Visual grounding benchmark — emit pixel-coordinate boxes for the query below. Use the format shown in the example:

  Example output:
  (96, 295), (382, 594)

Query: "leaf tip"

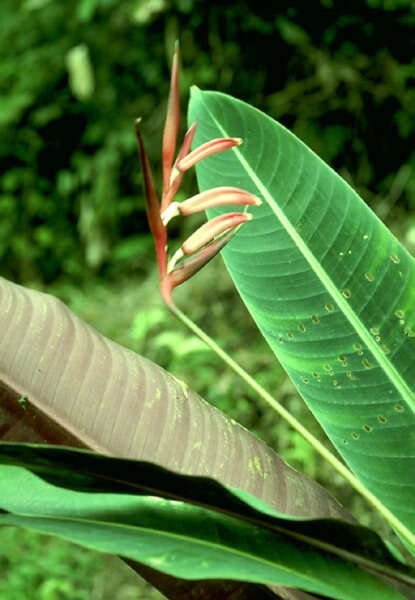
(190, 85), (202, 98)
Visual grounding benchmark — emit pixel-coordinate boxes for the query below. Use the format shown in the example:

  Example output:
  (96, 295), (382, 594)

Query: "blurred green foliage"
(1, 0), (414, 283)
(0, 526), (164, 599)
(1, 0), (415, 596)
(0, 526), (103, 600)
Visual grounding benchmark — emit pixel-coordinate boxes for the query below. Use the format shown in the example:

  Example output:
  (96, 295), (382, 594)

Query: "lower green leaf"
(0, 466), (408, 600)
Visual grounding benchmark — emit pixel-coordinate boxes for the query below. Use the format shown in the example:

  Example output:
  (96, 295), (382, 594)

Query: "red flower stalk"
(161, 122), (197, 212)
(135, 119), (167, 280)
(136, 44), (261, 307)
(162, 41), (180, 198)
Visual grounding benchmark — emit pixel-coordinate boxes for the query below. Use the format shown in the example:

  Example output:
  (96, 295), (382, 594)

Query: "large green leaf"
(2, 442), (414, 590)
(0, 464), (410, 600)
(188, 89), (415, 539)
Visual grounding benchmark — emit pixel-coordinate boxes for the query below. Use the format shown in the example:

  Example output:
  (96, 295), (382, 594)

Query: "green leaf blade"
(0, 466), (408, 600)
(188, 89), (415, 535)
(2, 442), (414, 586)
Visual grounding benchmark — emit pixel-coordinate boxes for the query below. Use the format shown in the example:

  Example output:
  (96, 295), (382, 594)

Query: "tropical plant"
(0, 46), (414, 599)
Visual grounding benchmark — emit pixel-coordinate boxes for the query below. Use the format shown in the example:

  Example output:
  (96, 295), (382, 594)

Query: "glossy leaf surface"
(188, 89), (415, 538)
(1, 442), (414, 590)
(0, 464), (409, 600)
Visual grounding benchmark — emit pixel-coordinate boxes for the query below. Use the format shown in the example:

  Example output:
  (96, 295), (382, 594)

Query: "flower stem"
(168, 300), (415, 551)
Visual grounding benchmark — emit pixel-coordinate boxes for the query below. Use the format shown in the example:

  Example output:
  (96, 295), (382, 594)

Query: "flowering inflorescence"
(136, 43), (261, 306)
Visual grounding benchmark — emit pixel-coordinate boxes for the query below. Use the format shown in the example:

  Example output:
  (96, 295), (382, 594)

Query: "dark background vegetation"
(1, 0), (414, 597)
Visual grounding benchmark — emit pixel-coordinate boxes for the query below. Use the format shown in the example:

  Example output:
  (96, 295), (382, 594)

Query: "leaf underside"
(189, 89), (415, 537)
(0, 275), (352, 599)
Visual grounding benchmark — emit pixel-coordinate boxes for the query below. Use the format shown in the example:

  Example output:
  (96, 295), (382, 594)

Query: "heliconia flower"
(162, 42), (180, 197)
(168, 212), (252, 273)
(161, 122), (197, 212)
(161, 186), (261, 225)
(166, 227), (239, 292)
(136, 42), (258, 306)
(135, 119), (167, 279)
(182, 212), (252, 254)
(176, 137), (242, 173)
(174, 122), (198, 171)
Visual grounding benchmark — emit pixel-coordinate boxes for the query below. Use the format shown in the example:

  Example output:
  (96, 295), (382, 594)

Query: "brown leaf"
(0, 276), (348, 599)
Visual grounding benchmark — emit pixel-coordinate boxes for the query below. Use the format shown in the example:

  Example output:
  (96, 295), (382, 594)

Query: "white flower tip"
(235, 138), (243, 146)
(161, 201), (180, 226)
(253, 196), (262, 206)
(169, 166), (180, 184)
(168, 247), (184, 273)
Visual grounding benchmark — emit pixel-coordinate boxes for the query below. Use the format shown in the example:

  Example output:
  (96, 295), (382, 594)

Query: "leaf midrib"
(0, 511), (340, 594)
(202, 94), (415, 416)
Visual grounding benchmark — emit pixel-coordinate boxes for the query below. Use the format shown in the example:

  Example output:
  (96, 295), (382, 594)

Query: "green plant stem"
(169, 301), (415, 551)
